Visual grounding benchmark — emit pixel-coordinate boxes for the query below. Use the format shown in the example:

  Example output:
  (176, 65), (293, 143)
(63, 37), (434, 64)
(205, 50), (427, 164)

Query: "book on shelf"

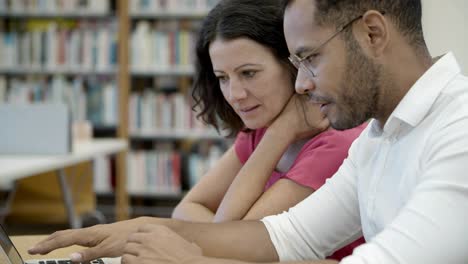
(2, 0), (110, 15)
(0, 76), (5, 103)
(0, 75), (118, 127)
(126, 143), (223, 195)
(130, 0), (220, 14)
(0, 19), (117, 72)
(130, 20), (196, 72)
(187, 143), (223, 188)
(127, 143), (183, 195)
(86, 77), (118, 126)
(129, 89), (211, 135)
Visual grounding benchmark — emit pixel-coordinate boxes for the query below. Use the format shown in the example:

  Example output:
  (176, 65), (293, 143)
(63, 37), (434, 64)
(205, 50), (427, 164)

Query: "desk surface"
(0, 139), (127, 184)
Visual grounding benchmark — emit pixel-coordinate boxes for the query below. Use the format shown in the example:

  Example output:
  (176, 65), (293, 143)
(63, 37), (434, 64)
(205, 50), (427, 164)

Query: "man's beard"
(330, 35), (381, 130)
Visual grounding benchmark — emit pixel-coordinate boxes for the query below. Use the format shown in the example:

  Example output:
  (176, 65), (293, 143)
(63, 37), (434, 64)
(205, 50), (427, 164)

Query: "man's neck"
(376, 49), (433, 128)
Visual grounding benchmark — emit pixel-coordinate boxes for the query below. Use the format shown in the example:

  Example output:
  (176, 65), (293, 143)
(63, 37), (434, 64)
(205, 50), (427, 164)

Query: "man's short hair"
(283, 0), (426, 49)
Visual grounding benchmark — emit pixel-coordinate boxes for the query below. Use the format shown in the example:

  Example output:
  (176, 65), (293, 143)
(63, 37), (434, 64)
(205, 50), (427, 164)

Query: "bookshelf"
(0, 0), (227, 220)
(0, 0), (128, 221)
(125, 0), (228, 218)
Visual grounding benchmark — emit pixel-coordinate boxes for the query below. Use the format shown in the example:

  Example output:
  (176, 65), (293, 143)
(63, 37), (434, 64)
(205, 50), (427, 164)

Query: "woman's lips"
(239, 105), (260, 115)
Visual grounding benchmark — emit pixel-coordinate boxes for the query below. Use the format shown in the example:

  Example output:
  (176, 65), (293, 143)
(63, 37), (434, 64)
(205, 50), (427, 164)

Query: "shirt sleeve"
(283, 129), (358, 190)
(340, 119), (468, 264)
(261, 137), (363, 261)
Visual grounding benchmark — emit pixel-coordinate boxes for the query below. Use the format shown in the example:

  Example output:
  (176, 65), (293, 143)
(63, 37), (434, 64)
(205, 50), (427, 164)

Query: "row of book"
(187, 143), (223, 188)
(93, 142), (226, 194)
(127, 144), (183, 194)
(0, 0), (110, 14)
(0, 75), (118, 126)
(129, 89), (207, 133)
(131, 21), (196, 71)
(125, 143), (224, 194)
(0, 20), (117, 72)
(130, 0), (219, 13)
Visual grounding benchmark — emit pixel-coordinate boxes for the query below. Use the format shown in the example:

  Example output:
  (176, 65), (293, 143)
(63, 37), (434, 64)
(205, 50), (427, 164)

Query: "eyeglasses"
(288, 13), (380, 78)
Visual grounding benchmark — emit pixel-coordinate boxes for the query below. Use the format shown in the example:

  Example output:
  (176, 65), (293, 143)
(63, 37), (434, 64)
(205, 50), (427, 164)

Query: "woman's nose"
(228, 80), (248, 101)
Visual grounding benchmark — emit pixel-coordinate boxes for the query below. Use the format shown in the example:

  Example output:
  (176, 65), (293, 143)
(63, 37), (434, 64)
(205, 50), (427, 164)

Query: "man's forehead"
(283, 1), (328, 53)
(284, 0), (317, 26)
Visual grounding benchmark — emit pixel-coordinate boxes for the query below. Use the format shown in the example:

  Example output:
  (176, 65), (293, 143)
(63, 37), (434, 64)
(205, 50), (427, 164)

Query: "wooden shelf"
(0, 0), (221, 222)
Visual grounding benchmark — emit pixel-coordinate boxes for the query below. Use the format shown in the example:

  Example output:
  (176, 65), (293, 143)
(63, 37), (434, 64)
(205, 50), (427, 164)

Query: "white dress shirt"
(262, 53), (468, 264)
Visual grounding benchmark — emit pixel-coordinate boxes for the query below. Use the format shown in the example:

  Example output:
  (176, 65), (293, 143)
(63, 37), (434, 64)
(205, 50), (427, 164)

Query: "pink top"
(234, 123), (367, 260)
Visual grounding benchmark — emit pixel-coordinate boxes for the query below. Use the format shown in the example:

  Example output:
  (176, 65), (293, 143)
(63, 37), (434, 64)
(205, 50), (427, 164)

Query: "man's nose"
(295, 67), (316, 95)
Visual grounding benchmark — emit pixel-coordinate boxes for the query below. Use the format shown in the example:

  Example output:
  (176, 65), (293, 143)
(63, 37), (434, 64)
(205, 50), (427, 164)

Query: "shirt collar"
(369, 52), (461, 138)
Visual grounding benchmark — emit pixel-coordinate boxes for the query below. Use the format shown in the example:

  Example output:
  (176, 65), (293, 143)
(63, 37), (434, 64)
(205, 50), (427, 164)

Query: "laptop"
(0, 224), (120, 264)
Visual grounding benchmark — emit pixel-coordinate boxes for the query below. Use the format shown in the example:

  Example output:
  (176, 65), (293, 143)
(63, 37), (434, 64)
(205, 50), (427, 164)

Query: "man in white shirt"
(28, 0), (468, 263)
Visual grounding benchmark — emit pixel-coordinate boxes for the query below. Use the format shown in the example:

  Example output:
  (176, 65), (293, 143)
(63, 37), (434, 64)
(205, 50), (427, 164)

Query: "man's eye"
(304, 53), (319, 66)
(305, 53), (319, 63)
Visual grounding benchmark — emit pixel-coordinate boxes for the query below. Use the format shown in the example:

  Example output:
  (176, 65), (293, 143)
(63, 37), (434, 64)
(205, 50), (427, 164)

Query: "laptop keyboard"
(36, 259), (104, 264)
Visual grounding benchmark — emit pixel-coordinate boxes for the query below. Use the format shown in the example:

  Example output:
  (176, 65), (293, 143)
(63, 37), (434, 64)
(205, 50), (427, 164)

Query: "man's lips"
(307, 95), (332, 114)
(307, 93), (332, 106)
(308, 97), (328, 105)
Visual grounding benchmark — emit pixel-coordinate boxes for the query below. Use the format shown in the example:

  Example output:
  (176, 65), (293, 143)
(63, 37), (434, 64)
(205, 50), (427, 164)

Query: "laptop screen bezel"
(0, 223), (26, 264)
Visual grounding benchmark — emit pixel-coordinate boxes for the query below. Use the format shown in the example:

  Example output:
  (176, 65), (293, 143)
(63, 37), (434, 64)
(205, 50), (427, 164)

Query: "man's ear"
(355, 10), (389, 58)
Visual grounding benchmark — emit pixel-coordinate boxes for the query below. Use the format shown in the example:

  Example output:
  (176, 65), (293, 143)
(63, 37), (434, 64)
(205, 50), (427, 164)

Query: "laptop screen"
(0, 224), (23, 264)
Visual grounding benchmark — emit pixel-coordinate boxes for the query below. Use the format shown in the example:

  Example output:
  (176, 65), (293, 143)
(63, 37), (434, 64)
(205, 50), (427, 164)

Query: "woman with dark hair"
(168, 0), (366, 260)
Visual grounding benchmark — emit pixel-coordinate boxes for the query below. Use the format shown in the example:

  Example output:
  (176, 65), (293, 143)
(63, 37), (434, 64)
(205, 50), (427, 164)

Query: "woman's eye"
(216, 75), (228, 84)
(242, 70), (256, 78)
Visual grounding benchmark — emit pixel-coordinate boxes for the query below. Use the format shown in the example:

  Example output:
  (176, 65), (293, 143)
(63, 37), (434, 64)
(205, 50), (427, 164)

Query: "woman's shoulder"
(300, 122), (368, 152)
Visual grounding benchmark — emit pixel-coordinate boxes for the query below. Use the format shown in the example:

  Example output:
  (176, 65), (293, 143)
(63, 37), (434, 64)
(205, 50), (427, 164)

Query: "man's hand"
(28, 217), (153, 262)
(122, 224), (203, 264)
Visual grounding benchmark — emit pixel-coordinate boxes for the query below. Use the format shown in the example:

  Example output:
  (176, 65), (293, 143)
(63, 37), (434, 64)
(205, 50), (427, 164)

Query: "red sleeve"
(234, 131), (251, 164)
(283, 124), (366, 190)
